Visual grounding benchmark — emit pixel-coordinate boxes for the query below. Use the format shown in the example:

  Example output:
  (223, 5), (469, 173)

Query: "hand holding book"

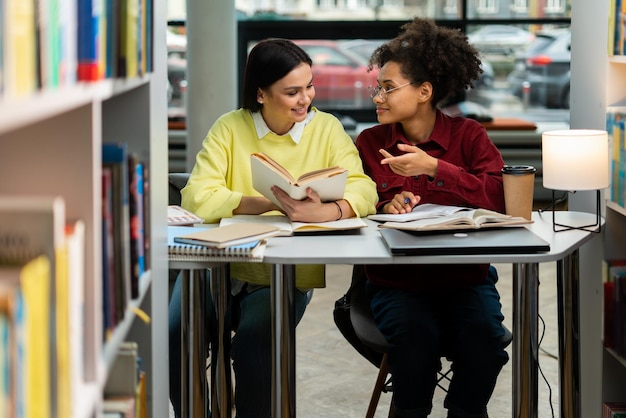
(250, 152), (348, 210)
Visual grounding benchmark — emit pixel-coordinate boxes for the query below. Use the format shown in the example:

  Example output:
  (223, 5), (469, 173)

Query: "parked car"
(507, 29), (571, 109)
(292, 40), (379, 109)
(467, 25), (535, 55)
(337, 38), (494, 90)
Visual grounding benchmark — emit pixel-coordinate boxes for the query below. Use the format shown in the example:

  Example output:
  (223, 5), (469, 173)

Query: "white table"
(261, 211), (600, 418)
(169, 210), (600, 418)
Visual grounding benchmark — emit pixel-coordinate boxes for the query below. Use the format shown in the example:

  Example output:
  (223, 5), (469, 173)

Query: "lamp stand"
(551, 190), (602, 233)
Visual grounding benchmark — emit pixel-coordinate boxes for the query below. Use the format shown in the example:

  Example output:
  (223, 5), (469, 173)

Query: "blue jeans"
(168, 271), (310, 418)
(368, 266), (509, 418)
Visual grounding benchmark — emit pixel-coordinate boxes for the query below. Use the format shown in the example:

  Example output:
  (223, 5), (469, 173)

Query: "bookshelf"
(0, 0), (169, 417)
(601, 0), (626, 409)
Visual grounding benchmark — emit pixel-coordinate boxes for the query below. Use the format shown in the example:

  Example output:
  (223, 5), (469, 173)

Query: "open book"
(378, 207), (532, 232)
(250, 152), (348, 210)
(219, 214), (367, 236)
(368, 203), (470, 223)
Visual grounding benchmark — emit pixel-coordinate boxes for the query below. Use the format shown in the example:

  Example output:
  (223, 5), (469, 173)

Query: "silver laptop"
(379, 227), (550, 256)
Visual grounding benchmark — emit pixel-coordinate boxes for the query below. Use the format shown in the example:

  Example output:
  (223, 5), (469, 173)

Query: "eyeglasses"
(368, 82), (415, 100)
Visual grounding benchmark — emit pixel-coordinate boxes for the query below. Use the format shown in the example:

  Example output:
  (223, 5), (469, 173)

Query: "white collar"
(252, 109), (316, 144)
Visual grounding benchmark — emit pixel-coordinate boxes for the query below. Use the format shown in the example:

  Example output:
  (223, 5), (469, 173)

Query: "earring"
(258, 100), (263, 104)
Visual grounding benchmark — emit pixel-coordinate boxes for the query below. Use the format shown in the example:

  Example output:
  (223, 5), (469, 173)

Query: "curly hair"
(368, 18), (482, 107)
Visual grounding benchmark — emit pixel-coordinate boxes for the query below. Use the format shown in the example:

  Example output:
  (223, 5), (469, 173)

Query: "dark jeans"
(168, 271), (310, 418)
(368, 266), (509, 418)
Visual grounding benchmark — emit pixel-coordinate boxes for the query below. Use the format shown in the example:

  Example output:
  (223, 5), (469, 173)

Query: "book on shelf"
(219, 214), (367, 236)
(168, 226), (269, 262)
(377, 207), (531, 232)
(604, 401), (626, 417)
(367, 203), (471, 223)
(63, 220), (86, 417)
(77, 0), (103, 81)
(168, 205), (203, 226)
(102, 166), (119, 339)
(0, 255), (52, 418)
(172, 223), (281, 248)
(3, 0), (37, 98)
(0, 195), (66, 418)
(610, 0), (626, 56)
(127, 154), (145, 299)
(250, 152), (348, 210)
(102, 142), (132, 327)
(105, 341), (139, 397)
(606, 105), (626, 207)
(604, 260), (626, 356)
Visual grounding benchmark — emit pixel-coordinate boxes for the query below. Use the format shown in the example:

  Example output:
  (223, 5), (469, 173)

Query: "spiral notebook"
(168, 226), (267, 262)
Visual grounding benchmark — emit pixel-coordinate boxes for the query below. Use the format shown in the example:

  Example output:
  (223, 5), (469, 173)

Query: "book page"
(380, 208), (531, 231)
(368, 203), (470, 223)
(219, 214), (366, 234)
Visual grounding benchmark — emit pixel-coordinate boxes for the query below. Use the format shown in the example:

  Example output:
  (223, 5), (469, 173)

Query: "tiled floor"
(294, 263), (561, 418)
(170, 262), (562, 417)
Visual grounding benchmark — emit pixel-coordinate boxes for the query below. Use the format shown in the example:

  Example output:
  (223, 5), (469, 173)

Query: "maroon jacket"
(356, 110), (505, 292)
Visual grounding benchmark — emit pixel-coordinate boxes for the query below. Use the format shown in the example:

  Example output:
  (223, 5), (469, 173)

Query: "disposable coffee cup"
(501, 165), (536, 220)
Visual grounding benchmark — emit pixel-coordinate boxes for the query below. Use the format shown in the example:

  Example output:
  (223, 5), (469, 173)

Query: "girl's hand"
(383, 192), (420, 214)
(271, 186), (340, 222)
(379, 144), (438, 178)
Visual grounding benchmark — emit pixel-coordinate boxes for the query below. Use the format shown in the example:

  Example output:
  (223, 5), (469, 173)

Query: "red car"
(293, 40), (379, 109)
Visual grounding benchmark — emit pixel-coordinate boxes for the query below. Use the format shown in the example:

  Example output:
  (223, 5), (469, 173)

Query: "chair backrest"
(169, 172), (190, 205)
(333, 265), (384, 368)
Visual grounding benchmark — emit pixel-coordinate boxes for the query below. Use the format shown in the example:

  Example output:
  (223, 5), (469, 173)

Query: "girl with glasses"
(356, 18), (509, 418)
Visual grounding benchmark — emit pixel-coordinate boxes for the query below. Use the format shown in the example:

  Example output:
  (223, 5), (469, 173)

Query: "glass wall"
(167, 0), (571, 126)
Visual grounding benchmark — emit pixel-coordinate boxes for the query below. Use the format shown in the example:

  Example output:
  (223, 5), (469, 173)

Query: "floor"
(170, 261), (562, 418)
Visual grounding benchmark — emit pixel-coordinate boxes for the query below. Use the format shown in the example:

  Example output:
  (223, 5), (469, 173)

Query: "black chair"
(168, 172), (191, 206)
(338, 265), (513, 418)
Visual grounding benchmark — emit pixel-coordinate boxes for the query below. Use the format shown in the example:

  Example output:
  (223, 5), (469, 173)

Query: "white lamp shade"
(542, 129), (610, 191)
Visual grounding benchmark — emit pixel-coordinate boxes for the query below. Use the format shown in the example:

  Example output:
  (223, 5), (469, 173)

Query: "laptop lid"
(379, 227), (550, 256)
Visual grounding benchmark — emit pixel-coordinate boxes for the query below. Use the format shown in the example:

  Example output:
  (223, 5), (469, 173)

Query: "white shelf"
(0, 76), (151, 136)
(0, 0), (168, 415)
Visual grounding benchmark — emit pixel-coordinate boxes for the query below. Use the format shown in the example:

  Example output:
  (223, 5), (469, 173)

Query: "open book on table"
(219, 214), (367, 236)
(368, 203), (470, 223)
(250, 152), (348, 210)
(377, 207), (532, 232)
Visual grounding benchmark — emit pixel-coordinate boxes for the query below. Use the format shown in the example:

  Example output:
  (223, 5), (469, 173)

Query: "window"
(167, 1), (572, 127)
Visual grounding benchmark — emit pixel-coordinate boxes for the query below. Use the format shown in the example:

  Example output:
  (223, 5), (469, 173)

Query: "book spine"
(77, 0), (102, 81)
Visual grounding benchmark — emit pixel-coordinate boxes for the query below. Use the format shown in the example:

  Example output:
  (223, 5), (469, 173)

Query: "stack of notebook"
(168, 223), (281, 262)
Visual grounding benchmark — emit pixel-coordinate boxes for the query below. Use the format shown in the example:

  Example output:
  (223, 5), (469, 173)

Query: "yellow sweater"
(182, 108), (378, 288)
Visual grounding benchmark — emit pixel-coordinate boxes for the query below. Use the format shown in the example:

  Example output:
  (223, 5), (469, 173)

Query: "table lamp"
(542, 129), (609, 232)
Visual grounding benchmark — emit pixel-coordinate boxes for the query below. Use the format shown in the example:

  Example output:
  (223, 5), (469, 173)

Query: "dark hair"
(241, 38), (313, 112)
(368, 18), (482, 107)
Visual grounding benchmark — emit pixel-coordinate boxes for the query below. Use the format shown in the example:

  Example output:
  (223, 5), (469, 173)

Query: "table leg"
(181, 269), (190, 418)
(556, 250), (581, 418)
(180, 269), (209, 418)
(271, 264), (297, 418)
(210, 265), (232, 418)
(512, 263), (539, 418)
